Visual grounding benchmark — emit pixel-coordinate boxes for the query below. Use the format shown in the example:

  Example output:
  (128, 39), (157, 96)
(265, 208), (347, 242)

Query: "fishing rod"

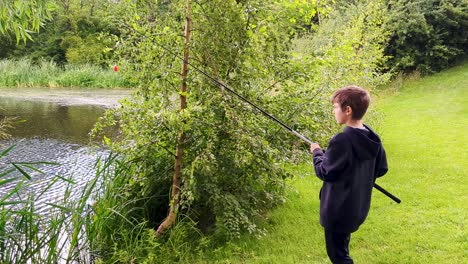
(155, 43), (401, 204)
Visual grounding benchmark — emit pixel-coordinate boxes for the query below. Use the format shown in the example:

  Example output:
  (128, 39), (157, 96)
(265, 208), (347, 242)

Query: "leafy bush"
(93, 0), (390, 249)
(62, 33), (113, 66)
(95, 0), (301, 242)
(0, 0), (123, 66)
(384, 0), (468, 74)
(288, 0), (391, 145)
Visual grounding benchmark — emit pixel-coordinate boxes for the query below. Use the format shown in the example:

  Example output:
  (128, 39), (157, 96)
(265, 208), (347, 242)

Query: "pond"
(0, 88), (130, 211)
(0, 88), (130, 144)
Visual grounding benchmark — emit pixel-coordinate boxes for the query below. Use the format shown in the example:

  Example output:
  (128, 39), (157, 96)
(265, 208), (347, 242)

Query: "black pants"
(324, 229), (353, 264)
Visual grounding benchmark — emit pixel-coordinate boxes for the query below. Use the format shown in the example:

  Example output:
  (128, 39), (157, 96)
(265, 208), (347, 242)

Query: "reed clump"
(0, 59), (134, 89)
(0, 145), (114, 263)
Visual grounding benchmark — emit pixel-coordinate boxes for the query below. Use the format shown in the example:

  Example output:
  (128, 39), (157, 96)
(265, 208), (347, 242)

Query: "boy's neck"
(345, 119), (364, 129)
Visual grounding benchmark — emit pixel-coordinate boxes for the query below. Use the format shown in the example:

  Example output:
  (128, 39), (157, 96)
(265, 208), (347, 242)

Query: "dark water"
(0, 90), (127, 262)
(0, 91), (126, 214)
(0, 97), (106, 144)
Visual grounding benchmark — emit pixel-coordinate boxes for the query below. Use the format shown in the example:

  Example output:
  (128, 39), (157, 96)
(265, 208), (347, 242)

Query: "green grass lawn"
(190, 63), (468, 263)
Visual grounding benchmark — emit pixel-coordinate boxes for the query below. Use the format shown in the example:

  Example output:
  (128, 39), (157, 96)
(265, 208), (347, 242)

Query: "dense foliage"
(0, 0), (122, 66)
(2, 0), (466, 74)
(383, 0), (468, 74)
(0, 0), (55, 43)
(96, 0), (298, 241)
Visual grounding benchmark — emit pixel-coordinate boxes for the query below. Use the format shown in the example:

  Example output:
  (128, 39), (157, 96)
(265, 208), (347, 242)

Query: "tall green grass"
(0, 58), (135, 88)
(0, 145), (117, 263)
(87, 156), (209, 263)
(0, 144), (204, 263)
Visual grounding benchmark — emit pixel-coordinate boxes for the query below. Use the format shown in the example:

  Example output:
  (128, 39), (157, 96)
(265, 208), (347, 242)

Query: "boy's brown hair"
(331, 85), (370, 120)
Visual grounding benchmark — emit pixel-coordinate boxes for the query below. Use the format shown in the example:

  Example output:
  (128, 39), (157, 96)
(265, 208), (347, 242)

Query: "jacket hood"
(343, 125), (382, 160)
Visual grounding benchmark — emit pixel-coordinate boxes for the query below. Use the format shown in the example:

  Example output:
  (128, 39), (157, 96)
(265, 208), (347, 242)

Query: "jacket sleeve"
(375, 145), (388, 178)
(312, 134), (349, 182)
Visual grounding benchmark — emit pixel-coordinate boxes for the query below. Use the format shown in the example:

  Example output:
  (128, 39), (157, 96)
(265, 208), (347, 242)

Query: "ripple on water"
(0, 138), (110, 214)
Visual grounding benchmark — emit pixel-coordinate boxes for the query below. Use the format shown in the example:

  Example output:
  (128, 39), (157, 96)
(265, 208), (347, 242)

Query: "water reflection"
(0, 97), (105, 144)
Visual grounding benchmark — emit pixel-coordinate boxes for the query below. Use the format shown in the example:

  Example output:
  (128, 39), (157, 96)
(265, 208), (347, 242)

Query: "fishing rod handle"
(374, 183), (401, 204)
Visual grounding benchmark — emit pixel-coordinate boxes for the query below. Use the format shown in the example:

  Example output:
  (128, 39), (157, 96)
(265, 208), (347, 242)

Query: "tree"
(95, 0), (308, 240)
(155, 0), (192, 237)
(0, 0), (55, 43)
(91, 2), (390, 258)
(0, 0), (124, 65)
(384, 0), (468, 74)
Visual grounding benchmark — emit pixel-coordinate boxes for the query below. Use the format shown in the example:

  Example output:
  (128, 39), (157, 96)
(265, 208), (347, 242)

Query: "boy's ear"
(345, 105), (352, 116)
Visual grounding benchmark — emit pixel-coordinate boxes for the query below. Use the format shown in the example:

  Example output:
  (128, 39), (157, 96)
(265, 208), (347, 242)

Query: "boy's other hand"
(310, 143), (321, 153)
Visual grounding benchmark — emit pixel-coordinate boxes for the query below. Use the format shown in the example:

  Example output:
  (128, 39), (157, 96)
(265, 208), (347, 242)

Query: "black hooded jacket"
(312, 125), (388, 233)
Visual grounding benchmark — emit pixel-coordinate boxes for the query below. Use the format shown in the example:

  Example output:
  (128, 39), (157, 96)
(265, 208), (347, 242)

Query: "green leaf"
(104, 135), (112, 146)
(11, 163), (32, 180)
(0, 200), (30, 206)
(0, 177), (19, 187)
(53, 174), (76, 185)
(0, 144), (16, 158)
(45, 203), (73, 213)
(178, 91), (189, 97)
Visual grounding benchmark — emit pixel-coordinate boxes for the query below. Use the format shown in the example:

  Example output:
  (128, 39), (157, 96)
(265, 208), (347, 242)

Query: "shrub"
(384, 0), (468, 74)
(93, 0), (390, 247)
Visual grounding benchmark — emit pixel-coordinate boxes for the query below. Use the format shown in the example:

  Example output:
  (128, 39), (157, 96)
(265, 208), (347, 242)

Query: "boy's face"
(333, 102), (351, 125)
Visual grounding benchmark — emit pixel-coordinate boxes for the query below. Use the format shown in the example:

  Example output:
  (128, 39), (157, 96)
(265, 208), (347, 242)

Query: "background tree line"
(1, 0), (122, 66)
(1, 0), (467, 74)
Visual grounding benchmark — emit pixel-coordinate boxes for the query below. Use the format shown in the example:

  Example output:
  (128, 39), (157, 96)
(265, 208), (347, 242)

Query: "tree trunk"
(156, 0), (191, 237)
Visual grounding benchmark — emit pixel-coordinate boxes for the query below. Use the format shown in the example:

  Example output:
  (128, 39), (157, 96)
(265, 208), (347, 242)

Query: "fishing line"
(158, 43), (315, 144)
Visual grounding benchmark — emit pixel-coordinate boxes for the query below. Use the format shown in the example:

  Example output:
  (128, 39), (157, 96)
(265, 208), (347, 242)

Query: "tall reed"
(1, 144), (202, 263)
(0, 145), (116, 263)
(0, 59), (134, 88)
(86, 156), (210, 263)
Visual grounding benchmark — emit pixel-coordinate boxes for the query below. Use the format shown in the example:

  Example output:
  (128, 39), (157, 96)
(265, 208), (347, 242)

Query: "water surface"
(0, 88), (129, 144)
(0, 88), (129, 211)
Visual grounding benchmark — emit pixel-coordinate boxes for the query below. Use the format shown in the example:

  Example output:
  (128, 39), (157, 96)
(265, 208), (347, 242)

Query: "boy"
(310, 85), (388, 264)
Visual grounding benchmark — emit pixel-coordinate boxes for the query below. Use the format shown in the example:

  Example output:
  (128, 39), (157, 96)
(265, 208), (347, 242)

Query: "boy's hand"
(310, 143), (321, 153)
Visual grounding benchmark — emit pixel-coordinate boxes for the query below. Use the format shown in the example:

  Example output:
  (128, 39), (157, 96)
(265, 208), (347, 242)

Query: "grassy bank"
(185, 63), (468, 263)
(0, 59), (135, 88)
